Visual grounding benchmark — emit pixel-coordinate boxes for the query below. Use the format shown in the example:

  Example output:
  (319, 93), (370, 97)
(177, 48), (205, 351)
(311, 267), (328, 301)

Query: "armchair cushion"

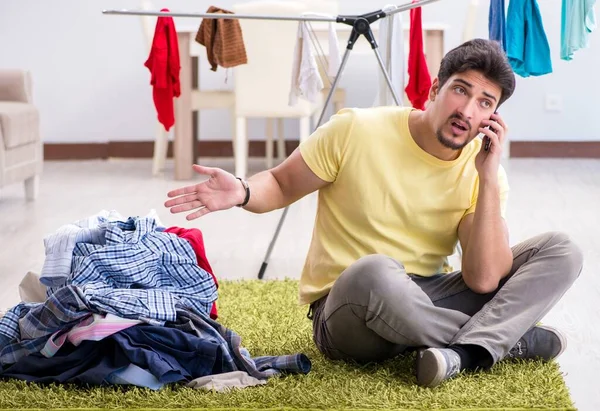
(0, 102), (40, 149)
(0, 70), (32, 103)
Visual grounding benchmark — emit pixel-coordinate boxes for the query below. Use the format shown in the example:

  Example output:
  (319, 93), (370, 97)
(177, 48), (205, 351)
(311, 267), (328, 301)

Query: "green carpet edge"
(0, 408), (577, 411)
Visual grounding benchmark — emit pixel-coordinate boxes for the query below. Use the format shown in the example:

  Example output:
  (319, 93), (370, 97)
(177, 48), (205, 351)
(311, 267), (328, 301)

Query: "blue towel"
(489, 0), (507, 51)
(506, 0), (553, 77)
(561, 0), (597, 60)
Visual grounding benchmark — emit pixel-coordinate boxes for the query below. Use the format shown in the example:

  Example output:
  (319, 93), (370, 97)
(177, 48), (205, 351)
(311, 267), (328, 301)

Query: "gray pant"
(310, 231), (583, 366)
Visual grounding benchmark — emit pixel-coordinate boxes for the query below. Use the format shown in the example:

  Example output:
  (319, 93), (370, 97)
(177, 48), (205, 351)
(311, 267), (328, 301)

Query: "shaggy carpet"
(0, 279), (574, 410)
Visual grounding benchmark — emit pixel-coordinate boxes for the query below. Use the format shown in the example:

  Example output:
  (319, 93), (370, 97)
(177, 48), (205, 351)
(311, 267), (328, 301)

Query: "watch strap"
(236, 177), (250, 207)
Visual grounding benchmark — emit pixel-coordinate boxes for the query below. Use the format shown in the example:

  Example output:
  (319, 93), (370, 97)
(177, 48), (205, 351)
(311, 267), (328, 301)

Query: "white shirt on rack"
(373, 4), (405, 107)
(289, 13), (341, 106)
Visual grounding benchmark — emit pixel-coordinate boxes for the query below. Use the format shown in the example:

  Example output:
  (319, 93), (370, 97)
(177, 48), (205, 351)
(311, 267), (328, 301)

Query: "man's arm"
(166, 109), (350, 220)
(238, 148), (330, 213)
(458, 179), (513, 294)
(164, 150), (329, 220)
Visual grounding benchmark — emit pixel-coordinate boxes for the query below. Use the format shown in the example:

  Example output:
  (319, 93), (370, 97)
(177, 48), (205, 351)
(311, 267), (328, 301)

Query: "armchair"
(0, 69), (43, 200)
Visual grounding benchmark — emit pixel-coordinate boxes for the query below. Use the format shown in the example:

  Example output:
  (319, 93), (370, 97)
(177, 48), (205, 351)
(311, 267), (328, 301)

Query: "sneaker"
(507, 325), (567, 361)
(416, 347), (462, 387)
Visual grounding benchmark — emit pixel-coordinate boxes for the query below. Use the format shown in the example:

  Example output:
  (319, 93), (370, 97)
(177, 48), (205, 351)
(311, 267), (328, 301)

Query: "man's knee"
(333, 254), (408, 297)
(318, 254), (411, 362)
(540, 231), (584, 282)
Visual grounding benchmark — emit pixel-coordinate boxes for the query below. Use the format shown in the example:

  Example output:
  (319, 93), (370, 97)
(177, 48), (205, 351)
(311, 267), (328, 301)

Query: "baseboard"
(43, 140), (600, 160)
(510, 141), (600, 158)
(43, 140), (301, 160)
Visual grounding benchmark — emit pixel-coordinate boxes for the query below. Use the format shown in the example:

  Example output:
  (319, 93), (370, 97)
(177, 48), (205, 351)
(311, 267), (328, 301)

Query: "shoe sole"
(537, 325), (567, 359)
(417, 349), (446, 388)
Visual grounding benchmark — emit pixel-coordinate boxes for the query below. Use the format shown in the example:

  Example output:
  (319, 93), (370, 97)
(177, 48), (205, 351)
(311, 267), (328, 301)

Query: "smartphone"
(483, 110), (498, 152)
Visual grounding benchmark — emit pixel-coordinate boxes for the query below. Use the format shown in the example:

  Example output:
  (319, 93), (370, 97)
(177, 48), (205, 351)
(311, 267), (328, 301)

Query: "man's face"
(429, 70), (502, 150)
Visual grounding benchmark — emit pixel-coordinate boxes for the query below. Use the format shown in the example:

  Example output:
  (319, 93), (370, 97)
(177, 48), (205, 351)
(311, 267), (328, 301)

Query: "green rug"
(0, 279), (574, 410)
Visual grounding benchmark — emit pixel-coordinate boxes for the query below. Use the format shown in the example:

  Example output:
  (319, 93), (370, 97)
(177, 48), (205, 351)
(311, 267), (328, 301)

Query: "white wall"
(0, 0), (598, 143)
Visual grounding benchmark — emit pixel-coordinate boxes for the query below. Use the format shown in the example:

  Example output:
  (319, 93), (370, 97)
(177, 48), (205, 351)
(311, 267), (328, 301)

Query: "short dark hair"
(437, 38), (516, 107)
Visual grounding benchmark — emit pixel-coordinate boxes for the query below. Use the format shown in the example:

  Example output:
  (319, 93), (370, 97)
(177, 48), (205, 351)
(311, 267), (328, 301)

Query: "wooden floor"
(1, 157), (599, 410)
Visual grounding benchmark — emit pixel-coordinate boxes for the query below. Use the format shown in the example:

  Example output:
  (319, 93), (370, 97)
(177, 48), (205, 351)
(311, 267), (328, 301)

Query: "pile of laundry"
(0, 210), (310, 391)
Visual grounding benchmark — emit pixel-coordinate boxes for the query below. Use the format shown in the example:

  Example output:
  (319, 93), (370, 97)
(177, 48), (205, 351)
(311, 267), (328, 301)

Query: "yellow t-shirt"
(298, 106), (509, 305)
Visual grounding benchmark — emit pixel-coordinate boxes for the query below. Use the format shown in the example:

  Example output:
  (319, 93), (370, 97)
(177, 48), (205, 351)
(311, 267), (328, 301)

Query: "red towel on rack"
(164, 226), (219, 320)
(144, 8), (181, 131)
(405, 1), (431, 110)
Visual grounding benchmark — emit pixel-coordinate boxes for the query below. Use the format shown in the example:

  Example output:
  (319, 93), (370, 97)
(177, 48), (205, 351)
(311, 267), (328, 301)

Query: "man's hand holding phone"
(476, 111), (507, 183)
(483, 110), (498, 152)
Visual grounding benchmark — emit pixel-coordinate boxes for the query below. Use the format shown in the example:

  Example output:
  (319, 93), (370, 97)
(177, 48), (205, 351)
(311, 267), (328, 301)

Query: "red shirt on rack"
(144, 8), (181, 131)
(405, 1), (431, 110)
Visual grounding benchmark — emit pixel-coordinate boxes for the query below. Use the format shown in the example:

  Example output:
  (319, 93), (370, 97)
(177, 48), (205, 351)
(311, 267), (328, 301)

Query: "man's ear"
(429, 77), (440, 101)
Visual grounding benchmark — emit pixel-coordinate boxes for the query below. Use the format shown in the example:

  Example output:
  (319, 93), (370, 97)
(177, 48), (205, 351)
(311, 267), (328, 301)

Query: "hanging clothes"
(288, 13), (341, 106)
(289, 13), (342, 106)
(488, 0), (507, 51)
(405, 1), (431, 110)
(373, 4), (405, 107)
(195, 6), (248, 71)
(144, 8), (180, 131)
(561, 0), (598, 60)
(289, 21), (323, 105)
(299, 12), (342, 82)
(506, 0), (553, 77)
(325, 19), (342, 81)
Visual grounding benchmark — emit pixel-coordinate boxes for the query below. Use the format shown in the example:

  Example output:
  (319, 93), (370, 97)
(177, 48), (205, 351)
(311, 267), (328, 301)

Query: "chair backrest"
(231, 0), (320, 118)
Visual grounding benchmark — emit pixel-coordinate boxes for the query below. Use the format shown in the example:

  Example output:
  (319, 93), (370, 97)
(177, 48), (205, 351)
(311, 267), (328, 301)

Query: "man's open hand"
(164, 165), (245, 220)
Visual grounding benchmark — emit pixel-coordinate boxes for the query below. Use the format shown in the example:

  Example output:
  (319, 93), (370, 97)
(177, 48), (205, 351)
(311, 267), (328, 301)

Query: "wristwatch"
(236, 177), (250, 207)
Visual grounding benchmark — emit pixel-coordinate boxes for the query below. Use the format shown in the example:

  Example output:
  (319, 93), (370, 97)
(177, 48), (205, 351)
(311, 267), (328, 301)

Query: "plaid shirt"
(0, 217), (218, 367)
(66, 217), (217, 323)
(0, 286), (93, 366)
(170, 309), (311, 379)
(40, 210), (120, 288)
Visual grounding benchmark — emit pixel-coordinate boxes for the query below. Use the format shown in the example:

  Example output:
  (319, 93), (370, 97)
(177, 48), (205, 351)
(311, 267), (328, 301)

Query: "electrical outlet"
(545, 94), (563, 112)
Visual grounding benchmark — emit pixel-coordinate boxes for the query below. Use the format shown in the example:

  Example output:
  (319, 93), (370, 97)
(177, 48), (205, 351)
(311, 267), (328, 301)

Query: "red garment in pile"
(144, 8), (181, 131)
(165, 227), (219, 319)
(405, 1), (432, 110)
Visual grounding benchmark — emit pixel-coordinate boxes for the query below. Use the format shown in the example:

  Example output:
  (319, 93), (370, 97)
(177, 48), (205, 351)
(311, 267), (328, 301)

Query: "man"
(164, 39), (583, 387)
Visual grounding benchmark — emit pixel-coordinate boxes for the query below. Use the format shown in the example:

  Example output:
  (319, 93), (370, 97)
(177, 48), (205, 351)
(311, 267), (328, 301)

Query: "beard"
(436, 116), (473, 150)
(436, 130), (470, 150)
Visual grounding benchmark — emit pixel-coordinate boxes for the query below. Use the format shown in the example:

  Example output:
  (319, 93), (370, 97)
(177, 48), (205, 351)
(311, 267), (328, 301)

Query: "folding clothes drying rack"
(102, 0), (443, 279)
